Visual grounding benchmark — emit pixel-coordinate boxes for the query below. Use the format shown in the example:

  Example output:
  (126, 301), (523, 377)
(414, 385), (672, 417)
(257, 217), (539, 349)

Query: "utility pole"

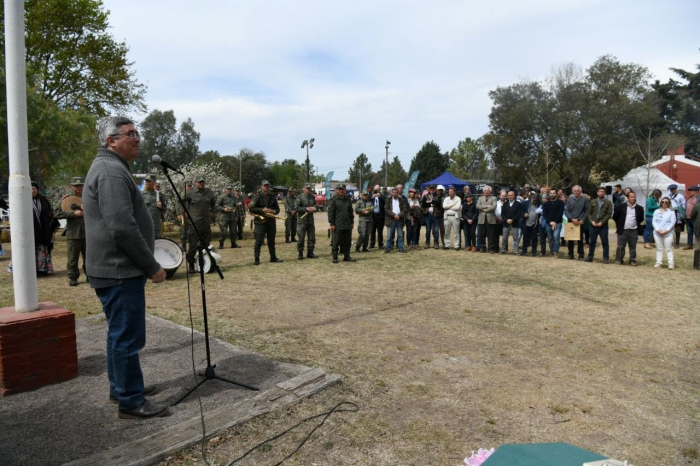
(385, 140), (391, 191)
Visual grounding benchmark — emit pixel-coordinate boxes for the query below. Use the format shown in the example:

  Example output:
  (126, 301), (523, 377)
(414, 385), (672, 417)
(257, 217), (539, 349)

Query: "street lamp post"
(301, 138), (315, 183)
(385, 140), (391, 191)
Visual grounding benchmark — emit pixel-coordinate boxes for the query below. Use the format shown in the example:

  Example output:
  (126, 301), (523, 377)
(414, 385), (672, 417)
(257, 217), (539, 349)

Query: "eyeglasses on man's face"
(110, 130), (140, 139)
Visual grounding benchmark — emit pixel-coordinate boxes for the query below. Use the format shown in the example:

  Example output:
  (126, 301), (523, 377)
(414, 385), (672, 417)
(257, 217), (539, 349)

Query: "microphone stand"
(158, 166), (258, 407)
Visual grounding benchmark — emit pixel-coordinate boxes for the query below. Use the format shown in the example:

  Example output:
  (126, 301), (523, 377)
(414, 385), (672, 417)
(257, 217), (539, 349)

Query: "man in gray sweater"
(83, 116), (168, 420)
(564, 185), (590, 260)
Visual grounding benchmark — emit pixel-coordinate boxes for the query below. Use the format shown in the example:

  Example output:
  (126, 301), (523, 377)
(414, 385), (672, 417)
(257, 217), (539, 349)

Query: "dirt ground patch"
(1, 214), (698, 465)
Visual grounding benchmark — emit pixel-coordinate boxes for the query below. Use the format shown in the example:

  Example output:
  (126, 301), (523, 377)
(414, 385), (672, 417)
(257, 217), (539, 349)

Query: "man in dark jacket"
(328, 184), (354, 263)
(369, 184), (385, 249)
(586, 187), (613, 263)
(612, 191), (645, 266)
(564, 185), (590, 260)
(184, 175), (216, 271)
(249, 180), (283, 265)
(384, 187), (409, 253)
(84, 116), (167, 420)
(55, 176), (86, 286)
(500, 191), (522, 254)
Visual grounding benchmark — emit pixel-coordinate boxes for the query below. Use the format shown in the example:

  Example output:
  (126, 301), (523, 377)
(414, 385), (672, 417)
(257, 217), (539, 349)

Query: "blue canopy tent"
(420, 172), (471, 192)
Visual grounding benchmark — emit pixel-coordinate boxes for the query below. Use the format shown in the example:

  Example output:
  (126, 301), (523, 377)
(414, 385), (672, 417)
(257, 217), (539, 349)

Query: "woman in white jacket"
(652, 197), (676, 269)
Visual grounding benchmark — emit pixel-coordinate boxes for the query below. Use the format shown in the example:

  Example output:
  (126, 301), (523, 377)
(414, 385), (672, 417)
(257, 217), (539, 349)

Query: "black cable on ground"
(227, 401), (360, 466)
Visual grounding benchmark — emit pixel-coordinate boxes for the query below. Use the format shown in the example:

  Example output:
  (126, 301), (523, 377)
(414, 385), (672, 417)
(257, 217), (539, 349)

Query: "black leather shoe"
(270, 257), (283, 263)
(118, 400), (169, 419)
(109, 384), (158, 404)
(231, 244), (241, 249)
(343, 256), (356, 262)
(332, 258), (339, 263)
(584, 257), (592, 262)
(307, 253), (318, 259)
(69, 279), (78, 287)
(298, 254), (304, 260)
(362, 248), (369, 252)
(254, 259), (260, 266)
(219, 243), (225, 249)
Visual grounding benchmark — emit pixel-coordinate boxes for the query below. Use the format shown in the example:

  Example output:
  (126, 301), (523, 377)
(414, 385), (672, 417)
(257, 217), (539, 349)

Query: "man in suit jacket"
(612, 191), (645, 266)
(587, 187), (613, 263)
(500, 190), (522, 254)
(476, 185), (498, 253)
(369, 184), (386, 249)
(384, 187), (408, 253)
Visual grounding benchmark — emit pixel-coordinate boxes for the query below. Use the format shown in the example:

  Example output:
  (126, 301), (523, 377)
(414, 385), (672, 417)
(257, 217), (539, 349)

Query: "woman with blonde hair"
(652, 196), (675, 269)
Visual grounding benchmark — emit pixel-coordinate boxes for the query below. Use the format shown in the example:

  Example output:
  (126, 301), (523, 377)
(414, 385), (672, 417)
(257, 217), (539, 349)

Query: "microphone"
(151, 155), (184, 176)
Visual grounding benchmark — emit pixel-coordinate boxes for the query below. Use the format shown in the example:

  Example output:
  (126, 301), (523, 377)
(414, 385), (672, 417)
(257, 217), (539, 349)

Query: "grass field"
(1, 212), (698, 465)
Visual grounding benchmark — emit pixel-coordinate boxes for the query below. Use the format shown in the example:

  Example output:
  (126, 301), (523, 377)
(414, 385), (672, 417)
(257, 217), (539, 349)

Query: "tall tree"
(15, 0), (147, 116)
(409, 141), (448, 187)
(174, 118), (201, 167)
(269, 159), (305, 188)
(448, 137), (488, 180)
(348, 153), (373, 188)
(135, 109), (177, 173)
(238, 148), (270, 193)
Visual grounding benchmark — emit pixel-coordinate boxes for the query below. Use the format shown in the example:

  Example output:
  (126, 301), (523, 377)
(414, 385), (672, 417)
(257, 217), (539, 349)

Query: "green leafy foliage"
(409, 141), (448, 187)
(348, 153), (373, 187)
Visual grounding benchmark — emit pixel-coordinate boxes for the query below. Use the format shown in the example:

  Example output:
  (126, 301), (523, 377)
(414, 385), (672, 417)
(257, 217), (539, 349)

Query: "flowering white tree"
(153, 161), (235, 223)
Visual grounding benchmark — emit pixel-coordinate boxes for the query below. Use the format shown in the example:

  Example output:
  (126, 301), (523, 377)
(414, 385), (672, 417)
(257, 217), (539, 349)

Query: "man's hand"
(507, 219), (513, 225)
(308, 207), (316, 213)
(467, 219), (473, 224)
(394, 214), (400, 220)
(263, 207), (273, 214)
(157, 202), (162, 209)
(74, 210), (84, 218)
(330, 225), (336, 232)
(150, 267), (166, 284)
(291, 211), (296, 216)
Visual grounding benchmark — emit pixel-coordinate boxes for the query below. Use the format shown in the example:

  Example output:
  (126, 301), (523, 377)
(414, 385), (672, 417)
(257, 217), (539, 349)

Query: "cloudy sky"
(105, 0), (699, 180)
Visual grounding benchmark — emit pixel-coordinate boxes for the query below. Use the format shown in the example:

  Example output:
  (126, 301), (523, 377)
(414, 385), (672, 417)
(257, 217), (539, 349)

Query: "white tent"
(601, 167), (685, 206)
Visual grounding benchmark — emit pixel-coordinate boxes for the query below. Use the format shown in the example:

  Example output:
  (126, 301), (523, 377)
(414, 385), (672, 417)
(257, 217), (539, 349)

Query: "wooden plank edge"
(63, 372), (341, 466)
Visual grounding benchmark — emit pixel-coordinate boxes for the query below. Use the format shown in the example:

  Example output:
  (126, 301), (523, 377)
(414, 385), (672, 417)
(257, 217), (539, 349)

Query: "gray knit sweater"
(83, 148), (160, 279)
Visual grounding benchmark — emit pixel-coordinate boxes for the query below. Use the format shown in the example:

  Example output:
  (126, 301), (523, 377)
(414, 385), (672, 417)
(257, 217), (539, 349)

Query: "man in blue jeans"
(586, 187), (613, 263)
(542, 189), (564, 257)
(84, 116), (168, 420)
(385, 187), (408, 253)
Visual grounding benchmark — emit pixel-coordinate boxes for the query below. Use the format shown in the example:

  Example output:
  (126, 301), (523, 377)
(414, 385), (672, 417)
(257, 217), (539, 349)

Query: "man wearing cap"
(295, 183), (318, 259)
(355, 191), (373, 252)
(683, 186), (698, 250)
(328, 183), (355, 263)
(217, 186), (240, 249)
(442, 186), (462, 250)
(667, 184), (686, 248)
(178, 182), (193, 249)
(233, 187), (245, 240)
(249, 180), (283, 265)
(142, 174), (166, 239)
(184, 175), (216, 271)
(55, 176), (87, 286)
(369, 184), (386, 249)
(284, 188), (298, 243)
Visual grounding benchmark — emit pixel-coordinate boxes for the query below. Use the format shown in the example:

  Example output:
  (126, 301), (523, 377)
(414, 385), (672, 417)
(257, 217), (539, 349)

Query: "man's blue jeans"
(643, 215), (654, 243)
(424, 213), (438, 245)
(386, 219), (405, 251)
(687, 219), (694, 246)
(96, 275), (147, 410)
(588, 224), (609, 260)
(545, 222), (562, 253)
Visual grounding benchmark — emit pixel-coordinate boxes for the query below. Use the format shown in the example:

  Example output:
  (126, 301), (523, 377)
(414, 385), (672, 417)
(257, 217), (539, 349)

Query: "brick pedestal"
(0, 302), (78, 395)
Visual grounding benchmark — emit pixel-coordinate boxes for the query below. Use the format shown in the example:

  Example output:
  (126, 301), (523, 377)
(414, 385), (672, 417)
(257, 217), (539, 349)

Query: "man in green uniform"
(328, 183), (355, 263)
(184, 175), (216, 271)
(178, 182), (192, 250)
(249, 180), (283, 265)
(55, 176), (86, 286)
(142, 174), (166, 239)
(284, 188), (298, 243)
(295, 183), (318, 260)
(355, 191), (373, 252)
(217, 185), (241, 249)
(234, 187), (245, 240)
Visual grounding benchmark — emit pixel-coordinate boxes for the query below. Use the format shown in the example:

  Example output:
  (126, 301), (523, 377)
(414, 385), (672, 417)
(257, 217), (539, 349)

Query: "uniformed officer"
(54, 176), (86, 286)
(178, 181), (193, 249)
(217, 185), (241, 249)
(354, 191), (374, 253)
(249, 180), (283, 265)
(184, 175), (216, 271)
(295, 183), (318, 260)
(284, 188), (298, 243)
(328, 183), (355, 263)
(234, 187), (245, 240)
(142, 174), (166, 239)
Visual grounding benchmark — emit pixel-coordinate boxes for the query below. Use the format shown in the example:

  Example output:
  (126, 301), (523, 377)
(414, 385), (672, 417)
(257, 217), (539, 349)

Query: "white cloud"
(106, 0), (700, 180)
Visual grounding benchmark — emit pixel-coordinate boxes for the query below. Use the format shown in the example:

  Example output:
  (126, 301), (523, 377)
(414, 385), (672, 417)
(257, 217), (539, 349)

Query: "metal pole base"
(172, 364), (258, 406)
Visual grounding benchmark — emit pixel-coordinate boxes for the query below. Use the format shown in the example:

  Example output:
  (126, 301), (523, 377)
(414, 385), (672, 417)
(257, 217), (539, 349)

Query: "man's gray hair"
(97, 116), (134, 148)
(483, 185), (492, 192)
